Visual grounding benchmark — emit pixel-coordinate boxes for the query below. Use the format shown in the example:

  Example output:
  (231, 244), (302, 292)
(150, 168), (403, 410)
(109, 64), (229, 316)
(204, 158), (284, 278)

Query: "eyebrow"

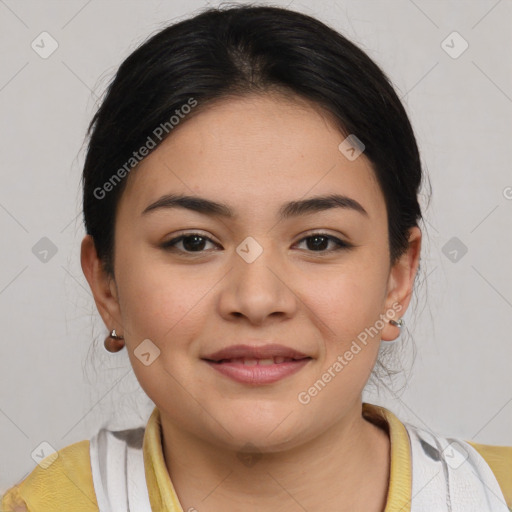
(141, 193), (369, 220)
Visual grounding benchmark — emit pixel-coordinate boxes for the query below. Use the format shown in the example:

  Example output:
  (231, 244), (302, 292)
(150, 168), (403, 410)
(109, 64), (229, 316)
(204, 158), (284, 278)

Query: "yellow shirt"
(2, 403), (511, 511)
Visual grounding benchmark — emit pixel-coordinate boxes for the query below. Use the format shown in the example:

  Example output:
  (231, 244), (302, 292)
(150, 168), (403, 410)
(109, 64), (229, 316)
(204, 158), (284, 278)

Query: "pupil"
(308, 235), (327, 251)
(183, 235), (205, 251)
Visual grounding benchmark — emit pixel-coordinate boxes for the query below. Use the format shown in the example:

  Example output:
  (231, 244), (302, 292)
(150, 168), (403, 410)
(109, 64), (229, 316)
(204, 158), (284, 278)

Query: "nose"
(217, 241), (298, 326)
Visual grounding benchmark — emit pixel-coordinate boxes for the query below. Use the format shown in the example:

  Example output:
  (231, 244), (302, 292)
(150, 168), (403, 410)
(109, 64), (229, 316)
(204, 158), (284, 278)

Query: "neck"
(159, 401), (391, 512)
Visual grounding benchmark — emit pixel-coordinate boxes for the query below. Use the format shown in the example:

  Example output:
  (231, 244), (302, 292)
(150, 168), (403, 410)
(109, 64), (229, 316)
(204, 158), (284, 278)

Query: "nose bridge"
(235, 235), (281, 293)
(221, 235), (296, 322)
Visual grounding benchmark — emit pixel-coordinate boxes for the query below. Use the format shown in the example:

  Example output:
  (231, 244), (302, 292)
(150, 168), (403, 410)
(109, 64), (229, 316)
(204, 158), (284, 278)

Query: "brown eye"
(295, 233), (352, 253)
(161, 233), (218, 253)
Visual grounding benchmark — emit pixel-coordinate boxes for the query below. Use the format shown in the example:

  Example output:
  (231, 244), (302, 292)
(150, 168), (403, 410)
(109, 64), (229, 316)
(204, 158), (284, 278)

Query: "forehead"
(118, 94), (386, 223)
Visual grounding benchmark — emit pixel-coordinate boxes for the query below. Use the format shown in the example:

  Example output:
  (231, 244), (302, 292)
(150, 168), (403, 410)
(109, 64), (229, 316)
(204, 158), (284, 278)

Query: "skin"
(81, 92), (421, 511)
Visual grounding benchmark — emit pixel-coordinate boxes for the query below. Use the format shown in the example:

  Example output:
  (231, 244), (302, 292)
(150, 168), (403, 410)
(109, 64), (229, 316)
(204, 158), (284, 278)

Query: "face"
(82, 93), (421, 452)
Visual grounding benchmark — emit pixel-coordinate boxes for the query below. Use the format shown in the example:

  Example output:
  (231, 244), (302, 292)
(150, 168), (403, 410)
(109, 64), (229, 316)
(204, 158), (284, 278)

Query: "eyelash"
(161, 231), (353, 255)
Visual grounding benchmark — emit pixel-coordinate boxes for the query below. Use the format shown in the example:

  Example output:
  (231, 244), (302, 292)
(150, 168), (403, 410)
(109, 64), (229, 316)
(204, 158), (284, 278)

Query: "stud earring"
(380, 317), (404, 345)
(104, 329), (125, 353)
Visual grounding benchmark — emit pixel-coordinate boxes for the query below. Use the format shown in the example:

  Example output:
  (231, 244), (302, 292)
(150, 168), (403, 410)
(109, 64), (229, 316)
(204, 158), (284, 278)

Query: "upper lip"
(202, 344), (311, 362)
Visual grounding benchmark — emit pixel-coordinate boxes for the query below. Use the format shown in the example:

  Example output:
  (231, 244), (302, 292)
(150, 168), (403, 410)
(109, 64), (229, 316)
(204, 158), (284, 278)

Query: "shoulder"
(466, 440), (512, 510)
(1, 439), (98, 512)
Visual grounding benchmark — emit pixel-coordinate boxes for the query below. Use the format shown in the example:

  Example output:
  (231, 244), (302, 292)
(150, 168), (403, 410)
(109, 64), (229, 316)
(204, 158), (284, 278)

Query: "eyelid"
(298, 228), (349, 241)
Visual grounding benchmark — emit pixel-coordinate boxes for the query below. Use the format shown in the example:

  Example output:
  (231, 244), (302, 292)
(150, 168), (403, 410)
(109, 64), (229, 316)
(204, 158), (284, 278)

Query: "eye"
(161, 232), (218, 253)
(295, 232), (352, 253)
(161, 231), (353, 255)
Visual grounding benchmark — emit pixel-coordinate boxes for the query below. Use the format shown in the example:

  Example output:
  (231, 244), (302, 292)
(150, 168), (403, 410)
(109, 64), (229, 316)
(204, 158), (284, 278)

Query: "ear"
(380, 226), (422, 341)
(80, 234), (123, 334)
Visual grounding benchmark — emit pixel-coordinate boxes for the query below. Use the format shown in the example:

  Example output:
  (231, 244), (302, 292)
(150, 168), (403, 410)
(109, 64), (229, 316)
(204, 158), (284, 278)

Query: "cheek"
(307, 258), (388, 376)
(313, 266), (385, 329)
(116, 251), (216, 346)
(303, 272), (384, 403)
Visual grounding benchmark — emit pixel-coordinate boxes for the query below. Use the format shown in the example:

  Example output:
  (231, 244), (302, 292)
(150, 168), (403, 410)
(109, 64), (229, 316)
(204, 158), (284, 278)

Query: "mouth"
(201, 344), (313, 385)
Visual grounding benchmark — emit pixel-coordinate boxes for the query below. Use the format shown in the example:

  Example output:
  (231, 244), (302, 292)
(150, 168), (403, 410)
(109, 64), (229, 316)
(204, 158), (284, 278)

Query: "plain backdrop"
(1, 0), (511, 490)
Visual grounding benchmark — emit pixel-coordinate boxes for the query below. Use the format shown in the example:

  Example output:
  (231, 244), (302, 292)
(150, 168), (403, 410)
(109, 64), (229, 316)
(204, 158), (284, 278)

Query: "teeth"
(223, 357), (294, 365)
(215, 356), (305, 365)
(219, 356), (304, 366)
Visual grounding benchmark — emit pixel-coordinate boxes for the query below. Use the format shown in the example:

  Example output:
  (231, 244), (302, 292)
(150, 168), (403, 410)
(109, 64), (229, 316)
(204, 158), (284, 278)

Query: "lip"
(202, 343), (310, 362)
(202, 344), (312, 385)
(204, 359), (311, 385)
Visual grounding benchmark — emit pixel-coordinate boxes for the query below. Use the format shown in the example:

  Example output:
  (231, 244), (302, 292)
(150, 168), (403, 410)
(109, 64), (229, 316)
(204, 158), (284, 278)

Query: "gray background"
(1, 0), (511, 490)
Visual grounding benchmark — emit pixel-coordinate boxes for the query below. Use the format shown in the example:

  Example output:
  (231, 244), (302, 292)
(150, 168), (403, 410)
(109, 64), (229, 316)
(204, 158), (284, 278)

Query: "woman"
(2, 4), (510, 511)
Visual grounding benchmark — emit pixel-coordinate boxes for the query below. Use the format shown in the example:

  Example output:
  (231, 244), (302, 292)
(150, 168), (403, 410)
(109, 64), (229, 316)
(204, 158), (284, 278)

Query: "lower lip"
(204, 359), (311, 385)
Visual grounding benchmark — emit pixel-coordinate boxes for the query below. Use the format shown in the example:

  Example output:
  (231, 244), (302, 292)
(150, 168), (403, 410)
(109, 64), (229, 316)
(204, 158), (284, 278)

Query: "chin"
(209, 407), (310, 453)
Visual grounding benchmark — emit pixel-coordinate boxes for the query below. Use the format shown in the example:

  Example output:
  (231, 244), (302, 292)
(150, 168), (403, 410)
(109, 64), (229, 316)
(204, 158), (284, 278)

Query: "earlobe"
(80, 234), (122, 332)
